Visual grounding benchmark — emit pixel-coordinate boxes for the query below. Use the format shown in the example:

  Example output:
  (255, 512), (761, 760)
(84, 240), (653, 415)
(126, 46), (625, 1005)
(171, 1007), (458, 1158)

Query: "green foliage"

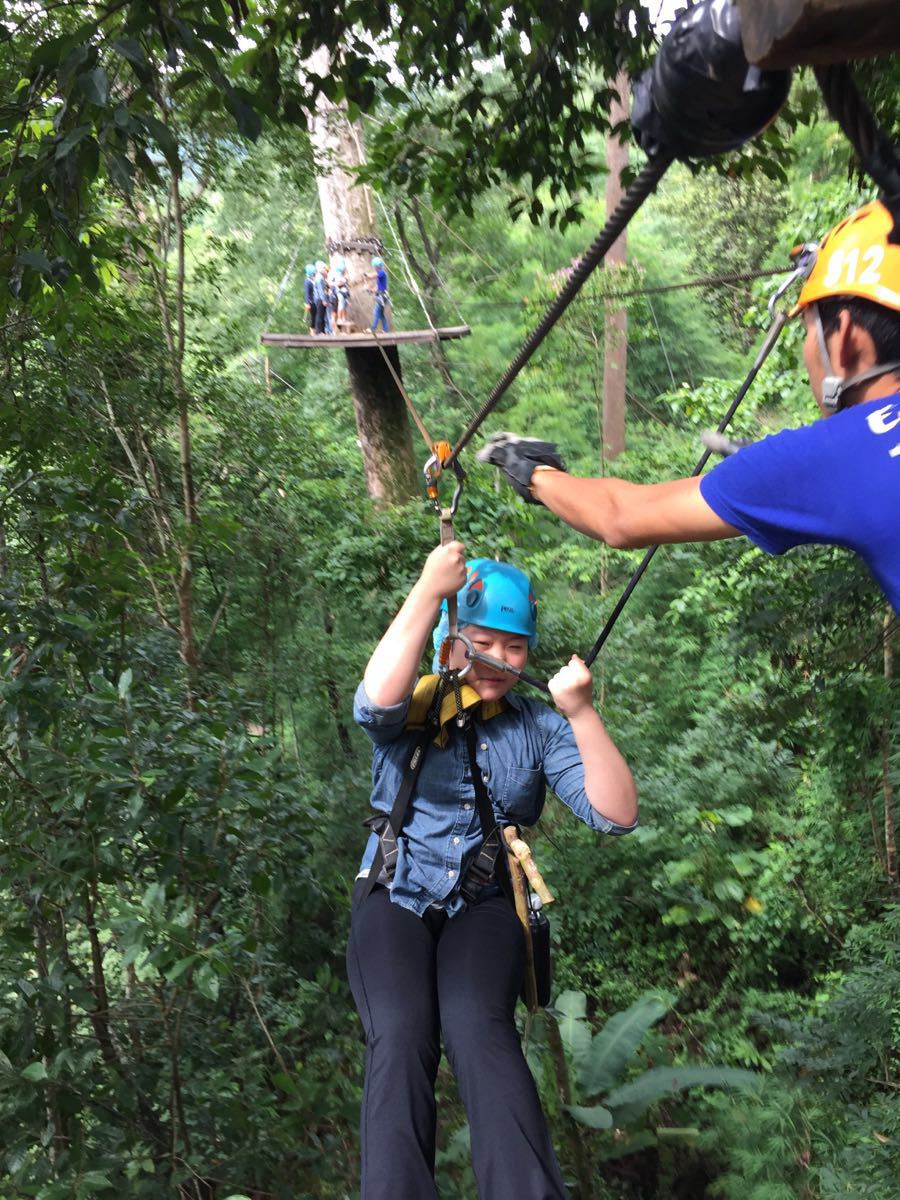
(558, 990), (760, 1150)
(1, 10), (899, 1196)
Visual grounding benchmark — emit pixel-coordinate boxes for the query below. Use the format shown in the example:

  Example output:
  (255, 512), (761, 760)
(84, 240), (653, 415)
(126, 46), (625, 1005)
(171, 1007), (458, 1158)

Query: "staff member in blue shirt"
(480, 200), (900, 614)
(349, 543), (637, 1200)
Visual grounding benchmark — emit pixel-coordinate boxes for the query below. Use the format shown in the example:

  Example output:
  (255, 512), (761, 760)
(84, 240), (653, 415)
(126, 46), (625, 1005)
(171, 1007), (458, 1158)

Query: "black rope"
(582, 311), (789, 667)
(813, 64), (900, 202)
(444, 152), (674, 468)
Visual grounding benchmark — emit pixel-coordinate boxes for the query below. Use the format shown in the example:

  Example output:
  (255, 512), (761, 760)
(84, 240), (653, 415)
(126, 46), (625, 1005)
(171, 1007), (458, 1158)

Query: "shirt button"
(463, 803), (472, 811)
(448, 869), (456, 878)
(480, 743), (488, 750)
(453, 836), (460, 845)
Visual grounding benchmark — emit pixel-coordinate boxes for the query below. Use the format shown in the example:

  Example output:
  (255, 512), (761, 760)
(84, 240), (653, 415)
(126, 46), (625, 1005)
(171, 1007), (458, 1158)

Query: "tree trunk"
(546, 1014), (594, 1199)
(345, 345), (418, 502)
(305, 47), (418, 505)
(170, 172), (200, 706)
(602, 74), (629, 462)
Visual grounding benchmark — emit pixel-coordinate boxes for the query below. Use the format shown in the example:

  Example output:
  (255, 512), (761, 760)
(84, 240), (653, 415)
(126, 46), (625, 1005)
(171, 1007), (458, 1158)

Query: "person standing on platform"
(312, 260), (328, 336)
(303, 263), (316, 335)
(334, 258), (351, 332)
(368, 256), (391, 333)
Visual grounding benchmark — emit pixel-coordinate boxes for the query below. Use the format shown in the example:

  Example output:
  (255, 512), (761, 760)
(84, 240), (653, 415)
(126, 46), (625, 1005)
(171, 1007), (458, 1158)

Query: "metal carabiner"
(438, 629), (474, 681)
(767, 242), (818, 320)
(423, 440), (466, 517)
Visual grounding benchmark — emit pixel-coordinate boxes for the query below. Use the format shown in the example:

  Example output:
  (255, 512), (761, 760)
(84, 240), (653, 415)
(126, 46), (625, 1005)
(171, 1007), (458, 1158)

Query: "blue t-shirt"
(375, 266), (388, 294)
(699, 393), (900, 612)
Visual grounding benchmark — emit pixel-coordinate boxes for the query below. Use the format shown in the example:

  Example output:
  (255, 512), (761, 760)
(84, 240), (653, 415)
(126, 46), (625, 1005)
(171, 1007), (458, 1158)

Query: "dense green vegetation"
(2, 3), (899, 1197)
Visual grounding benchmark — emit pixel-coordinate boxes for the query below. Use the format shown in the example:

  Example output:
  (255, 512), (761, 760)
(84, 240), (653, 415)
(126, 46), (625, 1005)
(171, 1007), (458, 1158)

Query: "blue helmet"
(432, 559), (538, 668)
(304, 263), (315, 277)
(371, 256), (384, 267)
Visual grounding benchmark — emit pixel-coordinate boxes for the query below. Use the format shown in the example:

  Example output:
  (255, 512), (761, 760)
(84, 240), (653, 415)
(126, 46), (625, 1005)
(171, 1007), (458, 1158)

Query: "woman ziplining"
(347, 545), (637, 1198)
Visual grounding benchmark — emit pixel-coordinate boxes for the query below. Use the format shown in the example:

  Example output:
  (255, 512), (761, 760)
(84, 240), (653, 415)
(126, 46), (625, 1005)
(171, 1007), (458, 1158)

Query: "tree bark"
(305, 47), (418, 505)
(546, 1014), (594, 1200)
(345, 345), (418, 502)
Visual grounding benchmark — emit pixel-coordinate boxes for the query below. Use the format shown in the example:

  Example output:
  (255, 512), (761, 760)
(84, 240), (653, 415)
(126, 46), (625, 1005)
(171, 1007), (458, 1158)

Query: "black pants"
(346, 882), (566, 1200)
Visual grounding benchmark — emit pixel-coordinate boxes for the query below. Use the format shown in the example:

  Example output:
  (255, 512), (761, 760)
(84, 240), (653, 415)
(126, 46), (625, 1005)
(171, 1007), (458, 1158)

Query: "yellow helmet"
(795, 200), (900, 315)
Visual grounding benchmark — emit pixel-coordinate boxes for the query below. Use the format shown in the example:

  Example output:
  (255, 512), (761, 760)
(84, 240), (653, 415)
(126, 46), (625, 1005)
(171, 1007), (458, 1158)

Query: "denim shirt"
(354, 681), (636, 918)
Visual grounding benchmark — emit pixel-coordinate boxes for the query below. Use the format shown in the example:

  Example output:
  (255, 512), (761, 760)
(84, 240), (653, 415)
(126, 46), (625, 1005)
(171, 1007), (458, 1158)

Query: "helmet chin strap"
(812, 304), (900, 411)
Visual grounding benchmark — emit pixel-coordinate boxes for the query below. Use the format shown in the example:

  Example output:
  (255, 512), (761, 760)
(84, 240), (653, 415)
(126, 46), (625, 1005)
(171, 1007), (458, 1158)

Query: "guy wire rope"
(582, 309), (790, 667)
(369, 331), (437, 454)
(444, 152), (675, 469)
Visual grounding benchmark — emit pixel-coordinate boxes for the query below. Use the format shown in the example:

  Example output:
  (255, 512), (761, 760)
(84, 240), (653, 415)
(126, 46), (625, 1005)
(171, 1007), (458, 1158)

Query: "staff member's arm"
(531, 469), (738, 548)
(479, 432), (739, 549)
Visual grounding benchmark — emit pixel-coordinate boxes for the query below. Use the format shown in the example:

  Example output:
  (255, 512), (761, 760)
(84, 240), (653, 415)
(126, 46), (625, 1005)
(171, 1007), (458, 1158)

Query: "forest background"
(1, 2), (899, 1198)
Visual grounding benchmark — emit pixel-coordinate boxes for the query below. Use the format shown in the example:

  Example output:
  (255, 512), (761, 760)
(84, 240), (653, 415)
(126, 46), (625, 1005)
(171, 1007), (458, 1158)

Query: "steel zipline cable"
(814, 64), (900, 202)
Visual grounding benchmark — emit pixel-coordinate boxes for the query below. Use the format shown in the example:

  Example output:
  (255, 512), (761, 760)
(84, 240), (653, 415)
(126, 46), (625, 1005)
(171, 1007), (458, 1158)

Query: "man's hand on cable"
(476, 432), (566, 504)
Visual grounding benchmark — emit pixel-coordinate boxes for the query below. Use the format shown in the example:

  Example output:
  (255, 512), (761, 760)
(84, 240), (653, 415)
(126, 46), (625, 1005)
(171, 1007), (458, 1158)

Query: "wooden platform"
(260, 325), (471, 349)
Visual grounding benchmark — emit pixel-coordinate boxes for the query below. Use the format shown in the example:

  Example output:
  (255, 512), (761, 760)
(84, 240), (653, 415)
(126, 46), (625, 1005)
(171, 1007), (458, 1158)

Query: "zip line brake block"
(423, 440), (466, 519)
(768, 243), (818, 320)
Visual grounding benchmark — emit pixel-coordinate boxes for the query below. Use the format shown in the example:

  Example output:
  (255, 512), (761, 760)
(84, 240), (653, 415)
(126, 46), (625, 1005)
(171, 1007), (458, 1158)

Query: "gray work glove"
(477, 432), (567, 504)
(700, 430), (753, 458)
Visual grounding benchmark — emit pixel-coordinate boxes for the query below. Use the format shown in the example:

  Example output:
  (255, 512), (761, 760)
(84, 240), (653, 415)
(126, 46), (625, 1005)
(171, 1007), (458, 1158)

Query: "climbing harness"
(360, 667), (553, 1010)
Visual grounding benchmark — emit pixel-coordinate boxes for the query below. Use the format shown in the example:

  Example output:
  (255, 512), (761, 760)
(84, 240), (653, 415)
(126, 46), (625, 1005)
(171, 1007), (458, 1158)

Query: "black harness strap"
(460, 716), (513, 906)
(359, 683), (444, 902)
(361, 690), (513, 908)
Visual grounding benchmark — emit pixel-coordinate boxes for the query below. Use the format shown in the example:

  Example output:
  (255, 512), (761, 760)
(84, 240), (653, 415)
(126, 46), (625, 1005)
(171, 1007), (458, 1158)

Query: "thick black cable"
(582, 311), (788, 667)
(813, 64), (900, 202)
(444, 153), (674, 468)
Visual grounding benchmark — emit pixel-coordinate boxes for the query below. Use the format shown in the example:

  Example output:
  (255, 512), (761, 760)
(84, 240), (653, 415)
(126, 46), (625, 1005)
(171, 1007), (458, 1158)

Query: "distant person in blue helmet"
(348, 541), (637, 1199)
(367, 254), (391, 333)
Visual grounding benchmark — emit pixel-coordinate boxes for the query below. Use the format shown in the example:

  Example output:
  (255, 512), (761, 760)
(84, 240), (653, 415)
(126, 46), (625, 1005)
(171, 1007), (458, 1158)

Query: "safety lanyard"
(358, 688), (443, 903)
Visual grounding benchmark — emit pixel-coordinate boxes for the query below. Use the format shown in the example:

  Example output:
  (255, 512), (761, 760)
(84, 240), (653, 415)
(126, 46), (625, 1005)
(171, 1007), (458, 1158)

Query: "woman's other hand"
(548, 655), (594, 719)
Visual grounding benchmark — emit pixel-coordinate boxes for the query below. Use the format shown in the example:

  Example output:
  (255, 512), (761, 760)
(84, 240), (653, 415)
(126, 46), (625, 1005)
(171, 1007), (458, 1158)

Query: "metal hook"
(438, 630), (475, 679)
(768, 243), (818, 319)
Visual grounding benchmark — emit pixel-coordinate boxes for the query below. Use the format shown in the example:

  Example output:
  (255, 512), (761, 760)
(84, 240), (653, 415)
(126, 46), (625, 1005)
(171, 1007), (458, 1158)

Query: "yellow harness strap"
(407, 674), (506, 747)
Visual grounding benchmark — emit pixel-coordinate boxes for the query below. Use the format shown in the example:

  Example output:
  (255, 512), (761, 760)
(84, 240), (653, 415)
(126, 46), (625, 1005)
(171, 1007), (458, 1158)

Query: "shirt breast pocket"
(499, 765), (544, 822)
